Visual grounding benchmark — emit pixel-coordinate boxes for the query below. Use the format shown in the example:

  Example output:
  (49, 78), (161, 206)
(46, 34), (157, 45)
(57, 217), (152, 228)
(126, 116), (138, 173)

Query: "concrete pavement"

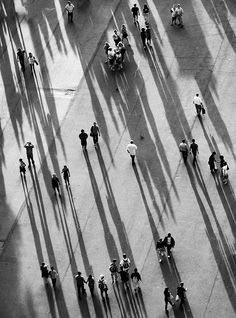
(0, 0), (236, 317)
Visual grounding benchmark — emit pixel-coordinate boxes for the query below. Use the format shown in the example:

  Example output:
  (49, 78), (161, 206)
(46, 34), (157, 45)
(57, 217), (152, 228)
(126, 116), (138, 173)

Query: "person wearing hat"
(75, 271), (87, 299)
(65, 1), (75, 22)
(98, 275), (108, 298)
(120, 253), (131, 272)
(109, 259), (119, 283)
(24, 141), (35, 167)
(51, 173), (60, 194)
(126, 140), (137, 165)
(90, 122), (100, 147)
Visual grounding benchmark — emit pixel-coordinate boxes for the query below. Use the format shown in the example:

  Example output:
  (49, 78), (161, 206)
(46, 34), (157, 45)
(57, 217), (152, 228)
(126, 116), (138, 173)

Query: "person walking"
(193, 93), (204, 116)
(40, 262), (49, 284)
(131, 4), (140, 24)
(208, 151), (217, 173)
(24, 141), (35, 167)
(164, 287), (175, 312)
(87, 274), (95, 296)
(19, 159), (26, 176)
(127, 140), (137, 165)
(146, 24), (152, 46)
(120, 253), (131, 272)
(163, 233), (175, 258)
(104, 42), (110, 63)
(119, 266), (130, 288)
(113, 30), (122, 47)
(156, 238), (166, 263)
(140, 28), (147, 48)
(189, 139), (199, 165)
(219, 155), (229, 184)
(28, 52), (38, 74)
(175, 4), (184, 28)
(117, 42), (126, 62)
(98, 275), (109, 298)
(79, 129), (88, 150)
(90, 122), (100, 147)
(61, 165), (70, 186)
(17, 48), (26, 72)
(131, 268), (142, 292)
(176, 282), (187, 307)
(109, 259), (119, 283)
(65, 1), (75, 22)
(179, 139), (188, 163)
(170, 5), (177, 26)
(142, 4), (150, 23)
(51, 174), (60, 194)
(75, 272), (87, 299)
(121, 24), (129, 45)
(49, 266), (58, 289)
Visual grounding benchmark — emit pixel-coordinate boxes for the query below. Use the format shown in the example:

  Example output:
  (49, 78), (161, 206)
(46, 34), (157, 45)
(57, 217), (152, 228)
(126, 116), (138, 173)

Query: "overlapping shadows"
(186, 163), (236, 313)
(133, 164), (193, 318)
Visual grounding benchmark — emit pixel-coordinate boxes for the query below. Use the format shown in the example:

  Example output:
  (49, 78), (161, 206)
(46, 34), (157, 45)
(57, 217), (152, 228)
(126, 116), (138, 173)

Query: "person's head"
(17, 48), (22, 52)
(130, 140), (134, 144)
(19, 158), (23, 162)
(141, 27), (145, 32)
(88, 274), (92, 279)
(212, 151), (216, 156)
(145, 21), (150, 28)
(196, 93), (199, 97)
(144, 4), (148, 9)
(68, 1), (71, 4)
(51, 266), (54, 270)
(180, 282), (184, 287)
(114, 29), (117, 34)
(177, 4), (180, 7)
(93, 122), (97, 126)
(112, 259), (117, 263)
(78, 271), (81, 276)
(219, 155), (224, 160)
(182, 139), (185, 143)
(164, 287), (169, 292)
(134, 4), (137, 7)
(134, 268), (138, 272)
(27, 141), (32, 145)
(29, 52), (32, 57)
(192, 139), (195, 143)
(81, 129), (84, 133)
(42, 262), (45, 266)
(64, 165), (67, 168)
(123, 253), (127, 259)
(168, 233), (171, 237)
(121, 24), (126, 29)
(100, 274), (104, 280)
(159, 238), (163, 242)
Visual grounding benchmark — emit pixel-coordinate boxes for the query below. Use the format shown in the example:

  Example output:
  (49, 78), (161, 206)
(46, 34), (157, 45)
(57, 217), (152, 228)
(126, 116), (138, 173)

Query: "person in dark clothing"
(208, 151), (217, 173)
(51, 174), (60, 194)
(17, 48), (26, 72)
(119, 266), (130, 288)
(146, 25), (152, 46)
(79, 129), (88, 150)
(87, 275), (95, 296)
(61, 165), (70, 186)
(75, 272), (87, 299)
(156, 238), (165, 263)
(164, 287), (174, 312)
(24, 141), (35, 166)
(19, 159), (26, 176)
(140, 28), (147, 48)
(189, 139), (199, 165)
(90, 122), (100, 147)
(176, 282), (187, 307)
(40, 262), (49, 284)
(163, 233), (175, 258)
(131, 4), (140, 24)
(131, 268), (142, 292)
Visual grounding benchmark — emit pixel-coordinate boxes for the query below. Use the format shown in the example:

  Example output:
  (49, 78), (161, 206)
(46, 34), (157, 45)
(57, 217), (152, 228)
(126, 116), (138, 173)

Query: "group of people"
(170, 4), (184, 28)
(131, 4), (152, 48)
(17, 48), (38, 74)
(164, 282), (187, 312)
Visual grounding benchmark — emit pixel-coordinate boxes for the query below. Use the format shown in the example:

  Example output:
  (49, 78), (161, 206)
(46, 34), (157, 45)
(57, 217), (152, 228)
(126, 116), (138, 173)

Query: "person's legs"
(77, 285), (82, 299)
(52, 278), (56, 289)
(130, 155), (135, 164)
(167, 245), (171, 257)
(193, 153), (197, 165)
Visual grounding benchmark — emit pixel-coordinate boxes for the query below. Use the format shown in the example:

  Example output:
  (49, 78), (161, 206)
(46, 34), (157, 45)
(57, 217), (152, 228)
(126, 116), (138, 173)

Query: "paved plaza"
(0, 0), (236, 317)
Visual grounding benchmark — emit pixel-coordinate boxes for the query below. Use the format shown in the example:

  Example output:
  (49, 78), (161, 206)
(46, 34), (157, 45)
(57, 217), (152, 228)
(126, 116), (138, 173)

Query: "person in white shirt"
(193, 93), (203, 115)
(127, 140), (137, 165)
(179, 139), (188, 163)
(175, 4), (184, 28)
(65, 1), (75, 22)
(28, 53), (38, 74)
(49, 266), (58, 289)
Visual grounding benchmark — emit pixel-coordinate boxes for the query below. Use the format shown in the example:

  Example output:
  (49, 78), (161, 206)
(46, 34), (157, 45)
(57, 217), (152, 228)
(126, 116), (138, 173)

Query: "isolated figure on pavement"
(65, 1), (75, 22)
(126, 140), (137, 165)
(61, 165), (70, 186)
(51, 173), (60, 194)
(24, 141), (35, 167)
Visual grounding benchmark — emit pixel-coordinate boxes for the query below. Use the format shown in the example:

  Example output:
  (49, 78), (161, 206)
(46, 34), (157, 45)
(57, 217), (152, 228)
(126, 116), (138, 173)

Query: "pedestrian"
(75, 271), (87, 299)
(176, 282), (187, 307)
(49, 266), (58, 289)
(193, 93), (204, 116)
(164, 287), (175, 312)
(118, 42), (126, 62)
(61, 165), (70, 186)
(109, 259), (119, 283)
(219, 155), (229, 184)
(65, 1), (74, 22)
(146, 24), (152, 46)
(131, 268), (142, 292)
(163, 233), (175, 258)
(208, 151), (217, 173)
(104, 42), (110, 63)
(126, 140), (137, 165)
(19, 158), (26, 176)
(119, 266), (130, 288)
(179, 139), (188, 163)
(140, 28), (147, 48)
(142, 4), (150, 23)
(79, 129), (88, 150)
(17, 48), (26, 72)
(51, 173), (60, 194)
(108, 47), (115, 70)
(121, 24), (129, 45)
(175, 4), (184, 28)
(40, 262), (49, 284)
(24, 141), (35, 167)
(98, 275), (109, 298)
(189, 139), (199, 165)
(131, 4), (140, 24)
(170, 5), (177, 26)
(90, 122), (100, 147)
(87, 274), (95, 296)
(113, 30), (122, 47)
(156, 238), (166, 263)
(28, 52), (38, 74)
(120, 253), (131, 272)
